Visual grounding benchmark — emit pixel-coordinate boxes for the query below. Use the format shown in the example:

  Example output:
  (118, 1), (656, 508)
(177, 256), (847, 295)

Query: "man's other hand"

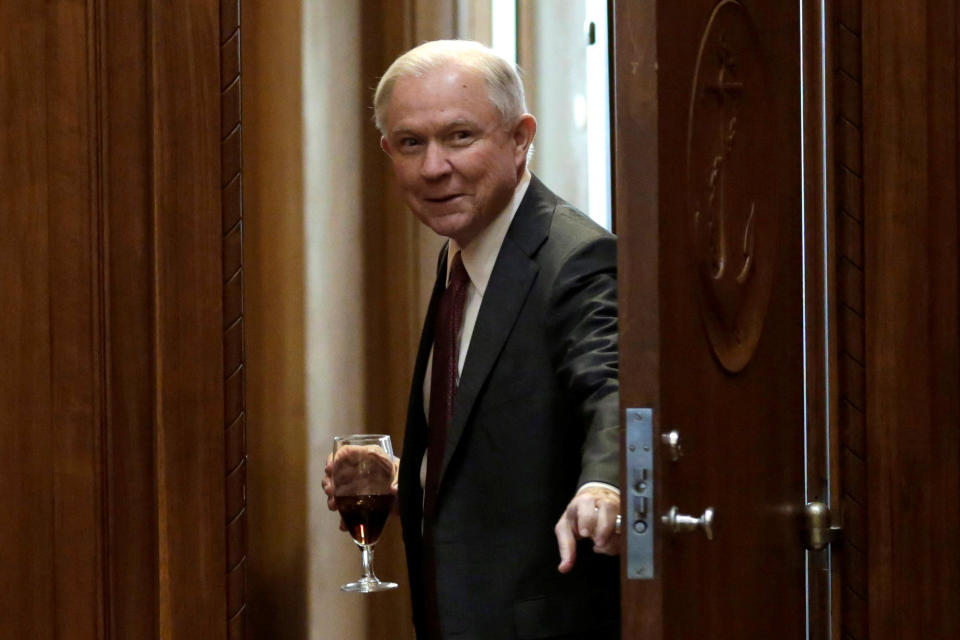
(554, 485), (621, 574)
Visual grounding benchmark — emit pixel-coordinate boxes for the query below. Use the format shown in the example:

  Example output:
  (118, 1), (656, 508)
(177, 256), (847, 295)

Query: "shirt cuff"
(577, 481), (620, 495)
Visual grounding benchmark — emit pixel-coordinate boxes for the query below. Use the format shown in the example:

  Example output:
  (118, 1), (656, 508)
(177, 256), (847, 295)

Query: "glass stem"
(361, 545), (377, 582)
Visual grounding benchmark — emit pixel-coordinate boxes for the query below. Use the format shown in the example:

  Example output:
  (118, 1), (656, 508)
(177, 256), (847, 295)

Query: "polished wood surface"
(2, 0), (234, 636)
(151, 1), (227, 636)
(615, 0), (809, 636)
(863, 0), (960, 637)
(101, 0), (158, 635)
(1, 2), (103, 636)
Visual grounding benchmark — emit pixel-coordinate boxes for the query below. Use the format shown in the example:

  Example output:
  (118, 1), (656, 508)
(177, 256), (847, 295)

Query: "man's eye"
(400, 137), (420, 148)
(451, 131), (473, 142)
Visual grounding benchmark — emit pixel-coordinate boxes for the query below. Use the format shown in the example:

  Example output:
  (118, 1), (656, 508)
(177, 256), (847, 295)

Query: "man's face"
(380, 64), (535, 247)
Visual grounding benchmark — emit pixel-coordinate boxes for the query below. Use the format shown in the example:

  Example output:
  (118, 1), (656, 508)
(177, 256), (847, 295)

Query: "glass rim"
(333, 433), (392, 442)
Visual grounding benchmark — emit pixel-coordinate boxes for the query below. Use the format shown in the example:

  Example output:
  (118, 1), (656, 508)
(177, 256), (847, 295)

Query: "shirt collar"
(448, 169), (532, 296)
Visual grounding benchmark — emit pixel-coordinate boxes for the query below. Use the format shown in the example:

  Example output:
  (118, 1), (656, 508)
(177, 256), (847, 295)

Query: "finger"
(593, 518), (621, 555)
(593, 535), (620, 556)
(593, 506), (615, 547)
(555, 516), (578, 574)
(576, 500), (599, 539)
(321, 476), (337, 511)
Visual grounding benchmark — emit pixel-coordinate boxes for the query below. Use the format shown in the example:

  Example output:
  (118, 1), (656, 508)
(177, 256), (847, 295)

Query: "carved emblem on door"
(686, 0), (778, 373)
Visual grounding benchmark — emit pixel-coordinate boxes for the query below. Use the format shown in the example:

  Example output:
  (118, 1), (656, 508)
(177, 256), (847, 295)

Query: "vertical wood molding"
(833, 1), (867, 639)
(220, 2), (248, 638)
(864, 0), (960, 637)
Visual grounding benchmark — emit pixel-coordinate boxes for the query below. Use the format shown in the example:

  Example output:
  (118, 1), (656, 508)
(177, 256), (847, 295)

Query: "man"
(327, 40), (621, 639)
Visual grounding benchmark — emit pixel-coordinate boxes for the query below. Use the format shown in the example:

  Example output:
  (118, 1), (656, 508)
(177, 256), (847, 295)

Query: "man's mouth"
(425, 194), (463, 204)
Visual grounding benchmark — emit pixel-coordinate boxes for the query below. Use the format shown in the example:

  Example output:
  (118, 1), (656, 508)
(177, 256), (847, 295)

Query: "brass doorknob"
(662, 505), (715, 540)
(802, 502), (843, 550)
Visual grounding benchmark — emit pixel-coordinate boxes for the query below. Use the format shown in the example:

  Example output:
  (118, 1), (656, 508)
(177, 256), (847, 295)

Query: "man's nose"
(420, 141), (451, 180)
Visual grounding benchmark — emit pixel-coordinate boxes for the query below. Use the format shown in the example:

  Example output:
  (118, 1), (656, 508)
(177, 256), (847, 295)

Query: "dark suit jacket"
(398, 176), (620, 639)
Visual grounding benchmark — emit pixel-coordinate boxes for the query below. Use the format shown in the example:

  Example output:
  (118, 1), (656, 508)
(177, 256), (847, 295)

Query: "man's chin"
(418, 211), (474, 241)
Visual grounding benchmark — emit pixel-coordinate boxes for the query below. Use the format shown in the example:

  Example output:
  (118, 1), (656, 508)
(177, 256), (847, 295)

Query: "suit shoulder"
(553, 202), (613, 237)
(541, 201), (616, 262)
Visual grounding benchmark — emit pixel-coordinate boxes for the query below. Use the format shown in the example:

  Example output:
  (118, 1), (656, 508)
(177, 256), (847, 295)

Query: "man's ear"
(512, 114), (537, 160)
(380, 136), (392, 156)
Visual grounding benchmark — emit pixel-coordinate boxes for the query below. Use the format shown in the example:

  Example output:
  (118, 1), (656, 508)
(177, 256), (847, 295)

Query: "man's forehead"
(384, 67), (498, 133)
(391, 65), (486, 99)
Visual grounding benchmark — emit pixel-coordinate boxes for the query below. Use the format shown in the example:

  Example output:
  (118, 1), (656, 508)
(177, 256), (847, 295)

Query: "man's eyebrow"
(388, 126), (419, 138)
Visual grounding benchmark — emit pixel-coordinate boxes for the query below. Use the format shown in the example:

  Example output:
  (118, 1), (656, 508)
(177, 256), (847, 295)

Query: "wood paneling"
(152, 0), (227, 636)
(102, 0), (158, 635)
(2, 0), (235, 636)
(0, 2), (103, 637)
(864, 0), (960, 638)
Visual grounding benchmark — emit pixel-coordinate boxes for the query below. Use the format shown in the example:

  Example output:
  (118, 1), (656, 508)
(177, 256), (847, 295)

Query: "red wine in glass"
(332, 434), (399, 592)
(337, 493), (395, 545)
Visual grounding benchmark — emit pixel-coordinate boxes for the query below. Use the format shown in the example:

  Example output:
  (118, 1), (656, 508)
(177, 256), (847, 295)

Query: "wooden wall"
(863, 0), (960, 637)
(0, 0), (242, 637)
(1, 1), (105, 635)
(833, 0), (960, 637)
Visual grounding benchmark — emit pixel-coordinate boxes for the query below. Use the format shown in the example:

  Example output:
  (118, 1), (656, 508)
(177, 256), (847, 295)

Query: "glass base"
(340, 577), (398, 593)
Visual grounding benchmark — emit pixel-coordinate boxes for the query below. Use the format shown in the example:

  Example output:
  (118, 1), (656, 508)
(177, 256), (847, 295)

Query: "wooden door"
(613, 0), (828, 636)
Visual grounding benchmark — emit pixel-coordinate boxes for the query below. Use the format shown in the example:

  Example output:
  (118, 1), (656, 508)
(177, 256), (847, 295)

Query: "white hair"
(373, 40), (528, 135)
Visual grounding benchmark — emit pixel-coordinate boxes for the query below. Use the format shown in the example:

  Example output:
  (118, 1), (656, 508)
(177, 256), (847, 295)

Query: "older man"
(330, 40), (621, 639)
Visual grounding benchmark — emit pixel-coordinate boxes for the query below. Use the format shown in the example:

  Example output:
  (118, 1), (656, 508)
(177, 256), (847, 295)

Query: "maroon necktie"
(423, 251), (469, 518)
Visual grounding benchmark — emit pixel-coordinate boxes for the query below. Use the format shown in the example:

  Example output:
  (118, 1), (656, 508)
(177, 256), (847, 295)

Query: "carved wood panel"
(686, 0), (778, 373)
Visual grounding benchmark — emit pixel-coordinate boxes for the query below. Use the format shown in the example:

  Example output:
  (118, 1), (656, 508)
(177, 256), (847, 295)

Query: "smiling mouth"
(425, 194), (463, 204)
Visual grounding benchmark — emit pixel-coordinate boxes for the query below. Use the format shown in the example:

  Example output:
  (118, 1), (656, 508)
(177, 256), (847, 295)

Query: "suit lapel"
(438, 177), (555, 487)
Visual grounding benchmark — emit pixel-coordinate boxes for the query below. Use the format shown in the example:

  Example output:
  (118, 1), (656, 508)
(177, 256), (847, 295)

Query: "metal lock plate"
(625, 408), (654, 579)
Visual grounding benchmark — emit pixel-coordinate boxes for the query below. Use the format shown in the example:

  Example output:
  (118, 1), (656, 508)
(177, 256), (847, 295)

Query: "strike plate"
(626, 408), (654, 580)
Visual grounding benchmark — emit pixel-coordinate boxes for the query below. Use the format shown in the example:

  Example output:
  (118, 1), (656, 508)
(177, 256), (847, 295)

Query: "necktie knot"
(447, 251), (469, 290)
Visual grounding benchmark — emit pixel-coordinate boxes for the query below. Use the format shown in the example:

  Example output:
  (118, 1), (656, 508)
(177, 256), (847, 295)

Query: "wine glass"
(331, 434), (399, 592)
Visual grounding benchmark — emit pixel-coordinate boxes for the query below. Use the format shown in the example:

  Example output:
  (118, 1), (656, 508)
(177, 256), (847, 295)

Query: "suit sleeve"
(546, 233), (619, 488)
